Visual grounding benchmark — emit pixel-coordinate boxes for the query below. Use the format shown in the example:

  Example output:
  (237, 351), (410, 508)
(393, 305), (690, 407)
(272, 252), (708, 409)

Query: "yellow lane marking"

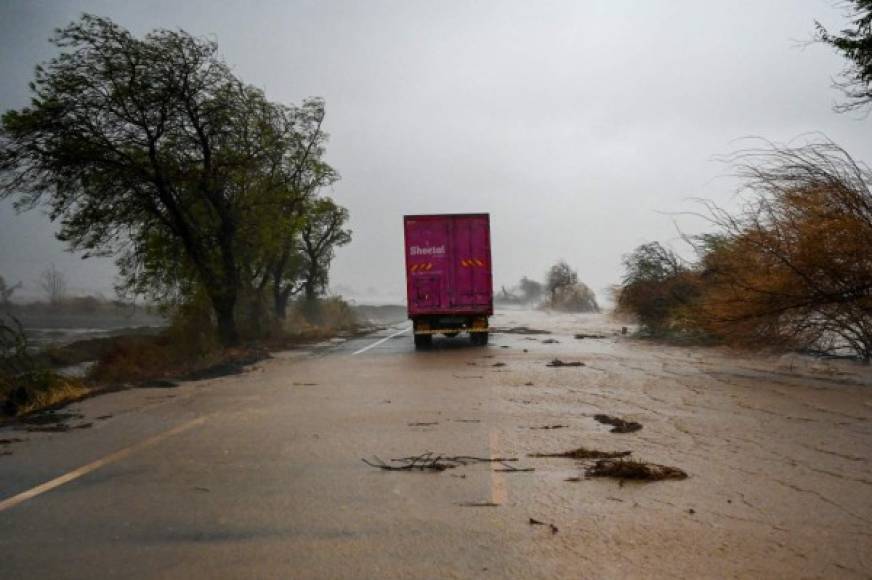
(0, 416), (207, 514)
(490, 430), (508, 505)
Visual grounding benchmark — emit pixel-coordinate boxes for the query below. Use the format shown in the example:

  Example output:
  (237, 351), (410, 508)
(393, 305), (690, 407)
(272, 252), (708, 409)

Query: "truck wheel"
(471, 332), (488, 346)
(414, 334), (432, 349)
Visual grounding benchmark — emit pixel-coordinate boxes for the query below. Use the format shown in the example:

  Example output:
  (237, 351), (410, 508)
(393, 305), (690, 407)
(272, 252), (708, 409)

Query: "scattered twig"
(362, 453), (455, 472)
(529, 424), (567, 430)
(494, 462), (535, 472)
(365, 453), (521, 472)
(530, 446), (631, 459)
(585, 458), (688, 481)
(574, 333), (607, 340)
(452, 419), (481, 423)
(593, 414), (642, 434)
(407, 421), (439, 427)
(492, 362), (506, 367)
(529, 518), (559, 534)
(546, 359), (585, 367)
(459, 501), (500, 507)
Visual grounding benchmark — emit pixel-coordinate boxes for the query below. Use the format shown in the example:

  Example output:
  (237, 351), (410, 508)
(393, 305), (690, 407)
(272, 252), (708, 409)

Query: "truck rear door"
(451, 215), (491, 308)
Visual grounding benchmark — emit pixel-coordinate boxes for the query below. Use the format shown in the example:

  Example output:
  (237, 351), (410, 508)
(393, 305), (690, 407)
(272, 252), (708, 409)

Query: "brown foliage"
(618, 140), (872, 360)
(692, 141), (872, 360)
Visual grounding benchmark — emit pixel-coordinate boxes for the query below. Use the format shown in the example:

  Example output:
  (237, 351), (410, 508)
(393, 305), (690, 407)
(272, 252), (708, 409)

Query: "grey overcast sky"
(0, 0), (868, 302)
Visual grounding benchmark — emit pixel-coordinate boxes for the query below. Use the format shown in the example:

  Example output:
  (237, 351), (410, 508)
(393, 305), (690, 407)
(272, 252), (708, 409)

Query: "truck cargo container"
(403, 213), (493, 348)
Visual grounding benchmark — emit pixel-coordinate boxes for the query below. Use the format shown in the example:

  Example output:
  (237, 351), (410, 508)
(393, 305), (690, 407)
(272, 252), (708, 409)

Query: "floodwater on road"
(0, 308), (870, 579)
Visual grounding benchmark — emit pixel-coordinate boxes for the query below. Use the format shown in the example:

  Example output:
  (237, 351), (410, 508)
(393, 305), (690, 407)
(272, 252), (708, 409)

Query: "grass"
(1, 296), (369, 417)
(0, 370), (90, 416)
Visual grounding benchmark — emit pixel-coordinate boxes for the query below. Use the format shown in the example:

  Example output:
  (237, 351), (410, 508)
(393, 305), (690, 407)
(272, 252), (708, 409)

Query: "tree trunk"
(274, 290), (289, 322)
(215, 302), (239, 346)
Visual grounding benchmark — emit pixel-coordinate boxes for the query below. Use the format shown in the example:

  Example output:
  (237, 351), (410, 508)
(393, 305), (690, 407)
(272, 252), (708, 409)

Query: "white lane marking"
(352, 326), (411, 356)
(0, 416), (206, 514)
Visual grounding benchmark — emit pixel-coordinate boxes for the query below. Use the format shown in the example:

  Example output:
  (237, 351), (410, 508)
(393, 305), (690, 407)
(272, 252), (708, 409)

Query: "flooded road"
(1, 308), (871, 578)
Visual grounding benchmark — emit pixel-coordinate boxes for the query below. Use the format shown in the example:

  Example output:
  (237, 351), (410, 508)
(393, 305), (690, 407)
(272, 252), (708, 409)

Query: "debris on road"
(585, 458), (688, 481)
(363, 452), (521, 472)
(453, 418), (481, 423)
(546, 359), (585, 367)
(96, 414), (112, 420)
(0, 437), (24, 445)
(530, 446), (631, 459)
(574, 333), (608, 340)
(459, 501), (500, 507)
(453, 374), (483, 379)
(292, 382), (318, 386)
(594, 414), (643, 433)
(529, 424), (568, 430)
(407, 421), (439, 427)
(494, 326), (552, 335)
(524, 381), (534, 386)
(541, 338), (560, 344)
(363, 453), (456, 471)
(494, 462), (535, 472)
(529, 518), (559, 534)
(492, 362), (506, 367)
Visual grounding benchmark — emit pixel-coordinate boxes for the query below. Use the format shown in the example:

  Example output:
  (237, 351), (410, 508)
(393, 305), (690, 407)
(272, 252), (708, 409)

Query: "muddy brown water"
(0, 309), (870, 578)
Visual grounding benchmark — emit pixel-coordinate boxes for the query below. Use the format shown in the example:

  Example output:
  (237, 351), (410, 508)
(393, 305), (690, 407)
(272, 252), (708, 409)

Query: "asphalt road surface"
(1, 309), (871, 579)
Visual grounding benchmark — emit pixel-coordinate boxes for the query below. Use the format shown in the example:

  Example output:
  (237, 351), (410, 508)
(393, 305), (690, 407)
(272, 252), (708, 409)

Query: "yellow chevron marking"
(426, 263), (433, 271)
(411, 264), (419, 272)
(474, 259), (484, 267)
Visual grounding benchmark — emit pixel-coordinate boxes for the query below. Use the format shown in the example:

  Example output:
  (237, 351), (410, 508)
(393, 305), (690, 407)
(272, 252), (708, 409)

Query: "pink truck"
(403, 213), (493, 348)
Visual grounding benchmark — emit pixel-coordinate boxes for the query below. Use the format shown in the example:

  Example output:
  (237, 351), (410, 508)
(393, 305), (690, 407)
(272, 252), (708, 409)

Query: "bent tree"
(0, 15), (338, 345)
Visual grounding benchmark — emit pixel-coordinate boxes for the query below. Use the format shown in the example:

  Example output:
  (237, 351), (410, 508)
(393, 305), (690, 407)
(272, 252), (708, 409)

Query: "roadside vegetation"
(0, 15), (357, 416)
(615, 2), (872, 362)
(616, 141), (872, 361)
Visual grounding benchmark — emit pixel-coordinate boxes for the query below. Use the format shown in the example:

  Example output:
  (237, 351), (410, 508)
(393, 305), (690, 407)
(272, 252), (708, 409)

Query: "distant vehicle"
(403, 213), (493, 348)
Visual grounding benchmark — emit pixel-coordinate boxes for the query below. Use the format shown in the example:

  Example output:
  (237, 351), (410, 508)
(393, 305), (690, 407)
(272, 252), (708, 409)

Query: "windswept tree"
(545, 261), (598, 312)
(39, 264), (67, 306)
(299, 198), (351, 303)
(546, 261), (578, 302)
(0, 15), (339, 345)
(519, 276), (544, 304)
(696, 141), (872, 359)
(616, 242), (699, 333)
(0, 276), (22, 307)
(816, 1), (872, 113)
